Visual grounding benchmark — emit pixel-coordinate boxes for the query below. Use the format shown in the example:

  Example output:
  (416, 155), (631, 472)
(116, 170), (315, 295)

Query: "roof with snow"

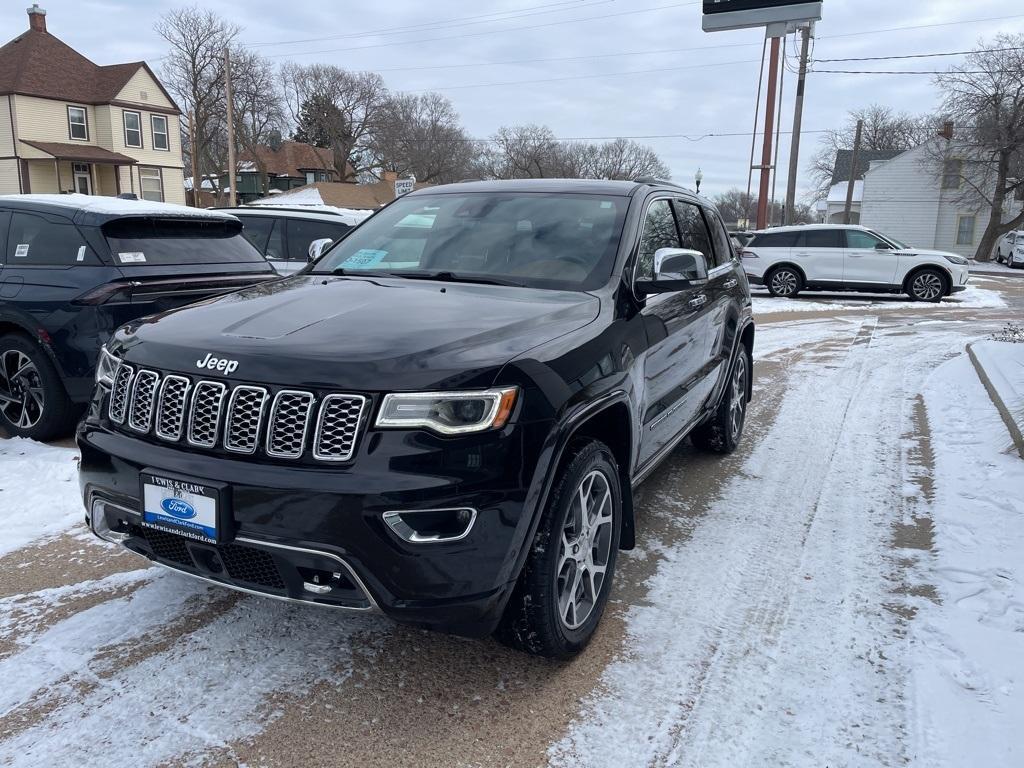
(238, 141), (350, 179)
(827, 180), (863, 204)
(249, 179), (432, 210)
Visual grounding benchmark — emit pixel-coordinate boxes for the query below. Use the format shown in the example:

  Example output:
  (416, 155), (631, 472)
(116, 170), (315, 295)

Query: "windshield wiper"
(392, 270), (523, 287)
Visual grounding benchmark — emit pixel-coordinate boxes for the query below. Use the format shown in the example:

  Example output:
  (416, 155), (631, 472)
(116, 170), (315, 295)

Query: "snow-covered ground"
(1, 296), (1022, 766)
(752, 281), (1007, 313)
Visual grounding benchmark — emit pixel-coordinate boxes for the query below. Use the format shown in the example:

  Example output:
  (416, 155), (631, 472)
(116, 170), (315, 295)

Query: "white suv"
(996, 231), (1024, 268)
(741, 225), (970, 302)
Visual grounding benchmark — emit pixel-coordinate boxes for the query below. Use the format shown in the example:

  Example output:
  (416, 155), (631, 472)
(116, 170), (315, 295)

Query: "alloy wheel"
(769, 269), (798, 296)
(556, 469), (614, 630)
(729, 353), (747, 441)
(912, 272), (943, 301)
(0, 350), (45, 430)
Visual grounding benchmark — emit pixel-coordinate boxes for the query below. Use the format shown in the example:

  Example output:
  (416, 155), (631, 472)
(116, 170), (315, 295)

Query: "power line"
(810, 69), (1005, 75)
(246, 0), (609, 47)
(261, 2), (700, 59)
(347, 130), (831, 145)
(814, 46), (1024, 63)
(818, 13), (1024, 40)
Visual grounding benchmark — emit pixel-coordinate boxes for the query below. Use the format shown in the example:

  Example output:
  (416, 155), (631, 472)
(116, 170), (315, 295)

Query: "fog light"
(89, 498), (131, 544)
(382, 508), (477, 544)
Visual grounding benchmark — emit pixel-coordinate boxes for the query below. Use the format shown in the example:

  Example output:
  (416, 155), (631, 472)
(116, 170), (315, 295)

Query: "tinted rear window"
(748, 231), (799, 248)
(101, 217), (266, 266)
(797, 229), (844, 248)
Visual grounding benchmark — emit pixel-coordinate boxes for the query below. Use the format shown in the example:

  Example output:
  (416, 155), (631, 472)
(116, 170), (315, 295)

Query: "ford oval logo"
(161, 498), (196, 520)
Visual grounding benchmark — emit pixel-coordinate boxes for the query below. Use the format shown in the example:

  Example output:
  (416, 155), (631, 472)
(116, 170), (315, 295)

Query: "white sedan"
(741, 224), (971, 302)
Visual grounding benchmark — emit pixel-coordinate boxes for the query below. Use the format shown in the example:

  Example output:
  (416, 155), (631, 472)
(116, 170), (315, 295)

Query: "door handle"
(723, 279), (738, 289)
(688, 295), (708, 309)
(794, 252), (812, 257)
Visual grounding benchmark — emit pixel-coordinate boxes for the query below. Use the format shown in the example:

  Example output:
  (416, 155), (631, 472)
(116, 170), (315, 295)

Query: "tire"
(691, 343), (750, 454)
(0, 333), (76, 442)
(765, 266), (803, 298)
(496, 440), (622, 658)
(906, 268), (947, 302)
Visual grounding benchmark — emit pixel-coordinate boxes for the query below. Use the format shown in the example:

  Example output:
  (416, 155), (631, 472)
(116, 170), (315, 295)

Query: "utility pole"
(784, 24), (812, 224)
(843, 118), (863, 225)
(187, 110), (200, 207)
(756, 36), (781, 230)
(224, 48), (237, 207)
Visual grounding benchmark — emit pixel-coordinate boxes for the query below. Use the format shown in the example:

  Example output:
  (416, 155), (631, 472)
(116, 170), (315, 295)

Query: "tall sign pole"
(756, 36), (781, 230)
(784, 24), (812, 224)
(224, 49), (237, 208)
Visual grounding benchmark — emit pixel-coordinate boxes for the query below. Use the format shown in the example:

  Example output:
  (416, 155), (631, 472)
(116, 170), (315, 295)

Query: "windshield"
(102, 217), (267, 266)
(311, 192), (628, 291)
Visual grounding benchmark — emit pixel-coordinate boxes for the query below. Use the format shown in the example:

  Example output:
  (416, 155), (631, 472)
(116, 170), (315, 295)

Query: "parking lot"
(1, 273), (1020, 768)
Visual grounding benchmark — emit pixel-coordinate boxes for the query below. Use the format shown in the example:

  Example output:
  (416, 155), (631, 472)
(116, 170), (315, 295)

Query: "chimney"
(938, 121), (954, 141)
(27, 4), (46, 32)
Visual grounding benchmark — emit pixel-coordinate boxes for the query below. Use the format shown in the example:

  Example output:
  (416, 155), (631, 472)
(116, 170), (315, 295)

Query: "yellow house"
(0, 5), (185, 204)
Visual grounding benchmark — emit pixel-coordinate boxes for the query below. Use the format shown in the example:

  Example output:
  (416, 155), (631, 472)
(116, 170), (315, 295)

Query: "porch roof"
(21, 141), (137, 165)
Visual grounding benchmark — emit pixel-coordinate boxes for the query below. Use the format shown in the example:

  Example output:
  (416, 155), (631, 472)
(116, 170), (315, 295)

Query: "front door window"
(73, 163), (92, 195)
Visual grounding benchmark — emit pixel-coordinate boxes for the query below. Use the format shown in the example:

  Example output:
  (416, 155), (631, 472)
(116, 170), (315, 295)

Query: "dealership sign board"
(702, 0), (822, 32)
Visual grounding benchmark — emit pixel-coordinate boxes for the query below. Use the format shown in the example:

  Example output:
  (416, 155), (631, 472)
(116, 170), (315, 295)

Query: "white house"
(815, 180), (862, 224)
(859, 140), (1024, 258)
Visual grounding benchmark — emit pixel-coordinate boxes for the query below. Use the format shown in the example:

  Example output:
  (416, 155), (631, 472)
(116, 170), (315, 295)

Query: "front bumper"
(78, 417), (552, 637)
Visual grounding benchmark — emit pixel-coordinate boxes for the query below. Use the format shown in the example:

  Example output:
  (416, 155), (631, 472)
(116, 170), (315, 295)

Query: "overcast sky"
(5, 0), (1021, 200)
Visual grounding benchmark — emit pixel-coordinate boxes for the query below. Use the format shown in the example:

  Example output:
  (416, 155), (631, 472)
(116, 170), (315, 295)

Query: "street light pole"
(695, 167), (703, 195)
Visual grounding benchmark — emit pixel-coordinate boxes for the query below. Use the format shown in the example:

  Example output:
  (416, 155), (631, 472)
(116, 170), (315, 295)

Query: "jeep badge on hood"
(195, 353), (239, 375)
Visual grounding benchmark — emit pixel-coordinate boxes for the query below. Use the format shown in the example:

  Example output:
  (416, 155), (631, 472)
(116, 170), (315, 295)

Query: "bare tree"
(229, 47), (287, 195)
(281, 63), (390, 181)
(809, 104), (931, 198)
(369, 92), (480, 183)
(713, 188), (803, 228)
(930, 36), (1024, 260)
(481, 125), (670, 181)
(155, 7), (239, 202)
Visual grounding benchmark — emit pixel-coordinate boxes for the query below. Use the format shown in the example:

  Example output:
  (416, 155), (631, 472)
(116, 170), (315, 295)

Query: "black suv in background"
(0, 195), (277, 440)
(79, 179), (754, 658)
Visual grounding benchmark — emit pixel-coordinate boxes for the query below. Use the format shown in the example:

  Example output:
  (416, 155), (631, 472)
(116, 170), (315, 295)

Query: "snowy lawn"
(913, 353), (1024, 766)
(0, 438), (83, 558)
(752, 282), (1006, 313)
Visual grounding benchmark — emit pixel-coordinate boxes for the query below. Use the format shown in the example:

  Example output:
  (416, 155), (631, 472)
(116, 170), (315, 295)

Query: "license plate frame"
(139, 469), (232, 544)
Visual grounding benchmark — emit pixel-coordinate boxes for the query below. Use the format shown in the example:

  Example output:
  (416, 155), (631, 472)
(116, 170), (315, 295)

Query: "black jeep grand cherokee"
(79, 179), (754, 658)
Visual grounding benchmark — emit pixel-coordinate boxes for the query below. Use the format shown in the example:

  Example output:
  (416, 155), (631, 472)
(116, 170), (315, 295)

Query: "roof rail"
(633, 177), (693, 192)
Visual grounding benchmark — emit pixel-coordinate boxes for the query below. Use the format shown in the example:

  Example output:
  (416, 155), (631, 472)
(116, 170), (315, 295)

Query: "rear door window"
(102, 217), (266, 266)
(8, 211), (97, 266)
(702, 207), (734, 266)
(285, 219), (352, 262)
(748, 231), (799, 248)
(796, 229), (844, 248)
(239, 216), (276, 254)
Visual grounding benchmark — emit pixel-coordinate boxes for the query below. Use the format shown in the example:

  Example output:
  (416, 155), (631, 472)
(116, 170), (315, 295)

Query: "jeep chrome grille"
(224, 386), (268, 454)
(266, 391), (315, 459)
(188, 381), (227, 448)
(107, 363), (365, 462)
(314, 395), (367, 461)
(128, 370), (159, 433)
(155, 376), (190, 441)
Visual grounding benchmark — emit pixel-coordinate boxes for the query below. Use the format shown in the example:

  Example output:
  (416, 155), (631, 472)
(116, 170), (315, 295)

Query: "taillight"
(72, 281), (136, 305)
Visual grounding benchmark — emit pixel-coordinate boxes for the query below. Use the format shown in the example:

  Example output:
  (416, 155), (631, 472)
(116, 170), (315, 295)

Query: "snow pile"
(0, 439), (83, 558)
(250, 187), (325, 206)
(912, 354), (1024, 766)
(0, 194), (237, 219)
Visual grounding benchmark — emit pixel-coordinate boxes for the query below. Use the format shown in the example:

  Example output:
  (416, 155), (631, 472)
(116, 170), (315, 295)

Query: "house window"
(67, 106), (88, 141)
(139, 167), (163, 202)
(942, 159), (962, 190)
(305, 171), (316, 184)
(151, 115), (169, 151)
(123, 110), (142, 148)
(956, 214), (976, 246)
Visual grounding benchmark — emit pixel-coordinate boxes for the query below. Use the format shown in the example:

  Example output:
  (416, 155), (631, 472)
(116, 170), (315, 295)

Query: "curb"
(967, 342), (1024, 460)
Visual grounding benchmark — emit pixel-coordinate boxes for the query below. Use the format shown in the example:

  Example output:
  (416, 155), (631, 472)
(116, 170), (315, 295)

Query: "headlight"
(95, 345), (122, 387)
(942, 254), (969, 265)
(376, 387), (518, 435)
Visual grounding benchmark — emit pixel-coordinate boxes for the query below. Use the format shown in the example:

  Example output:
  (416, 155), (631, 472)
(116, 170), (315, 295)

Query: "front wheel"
(691, 344), (750, 454)
(496, 440), (621, 658)
(765, 266), (803, 298)
(907, 269), (947, 302)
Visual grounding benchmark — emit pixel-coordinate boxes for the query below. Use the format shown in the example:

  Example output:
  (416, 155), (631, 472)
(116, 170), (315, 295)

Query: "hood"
(114, 276), (600, 391)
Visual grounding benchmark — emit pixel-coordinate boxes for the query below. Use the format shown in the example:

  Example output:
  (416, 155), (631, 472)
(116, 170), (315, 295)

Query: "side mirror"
(308, 238), (333, 262)
(637, 248), (709, 295)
